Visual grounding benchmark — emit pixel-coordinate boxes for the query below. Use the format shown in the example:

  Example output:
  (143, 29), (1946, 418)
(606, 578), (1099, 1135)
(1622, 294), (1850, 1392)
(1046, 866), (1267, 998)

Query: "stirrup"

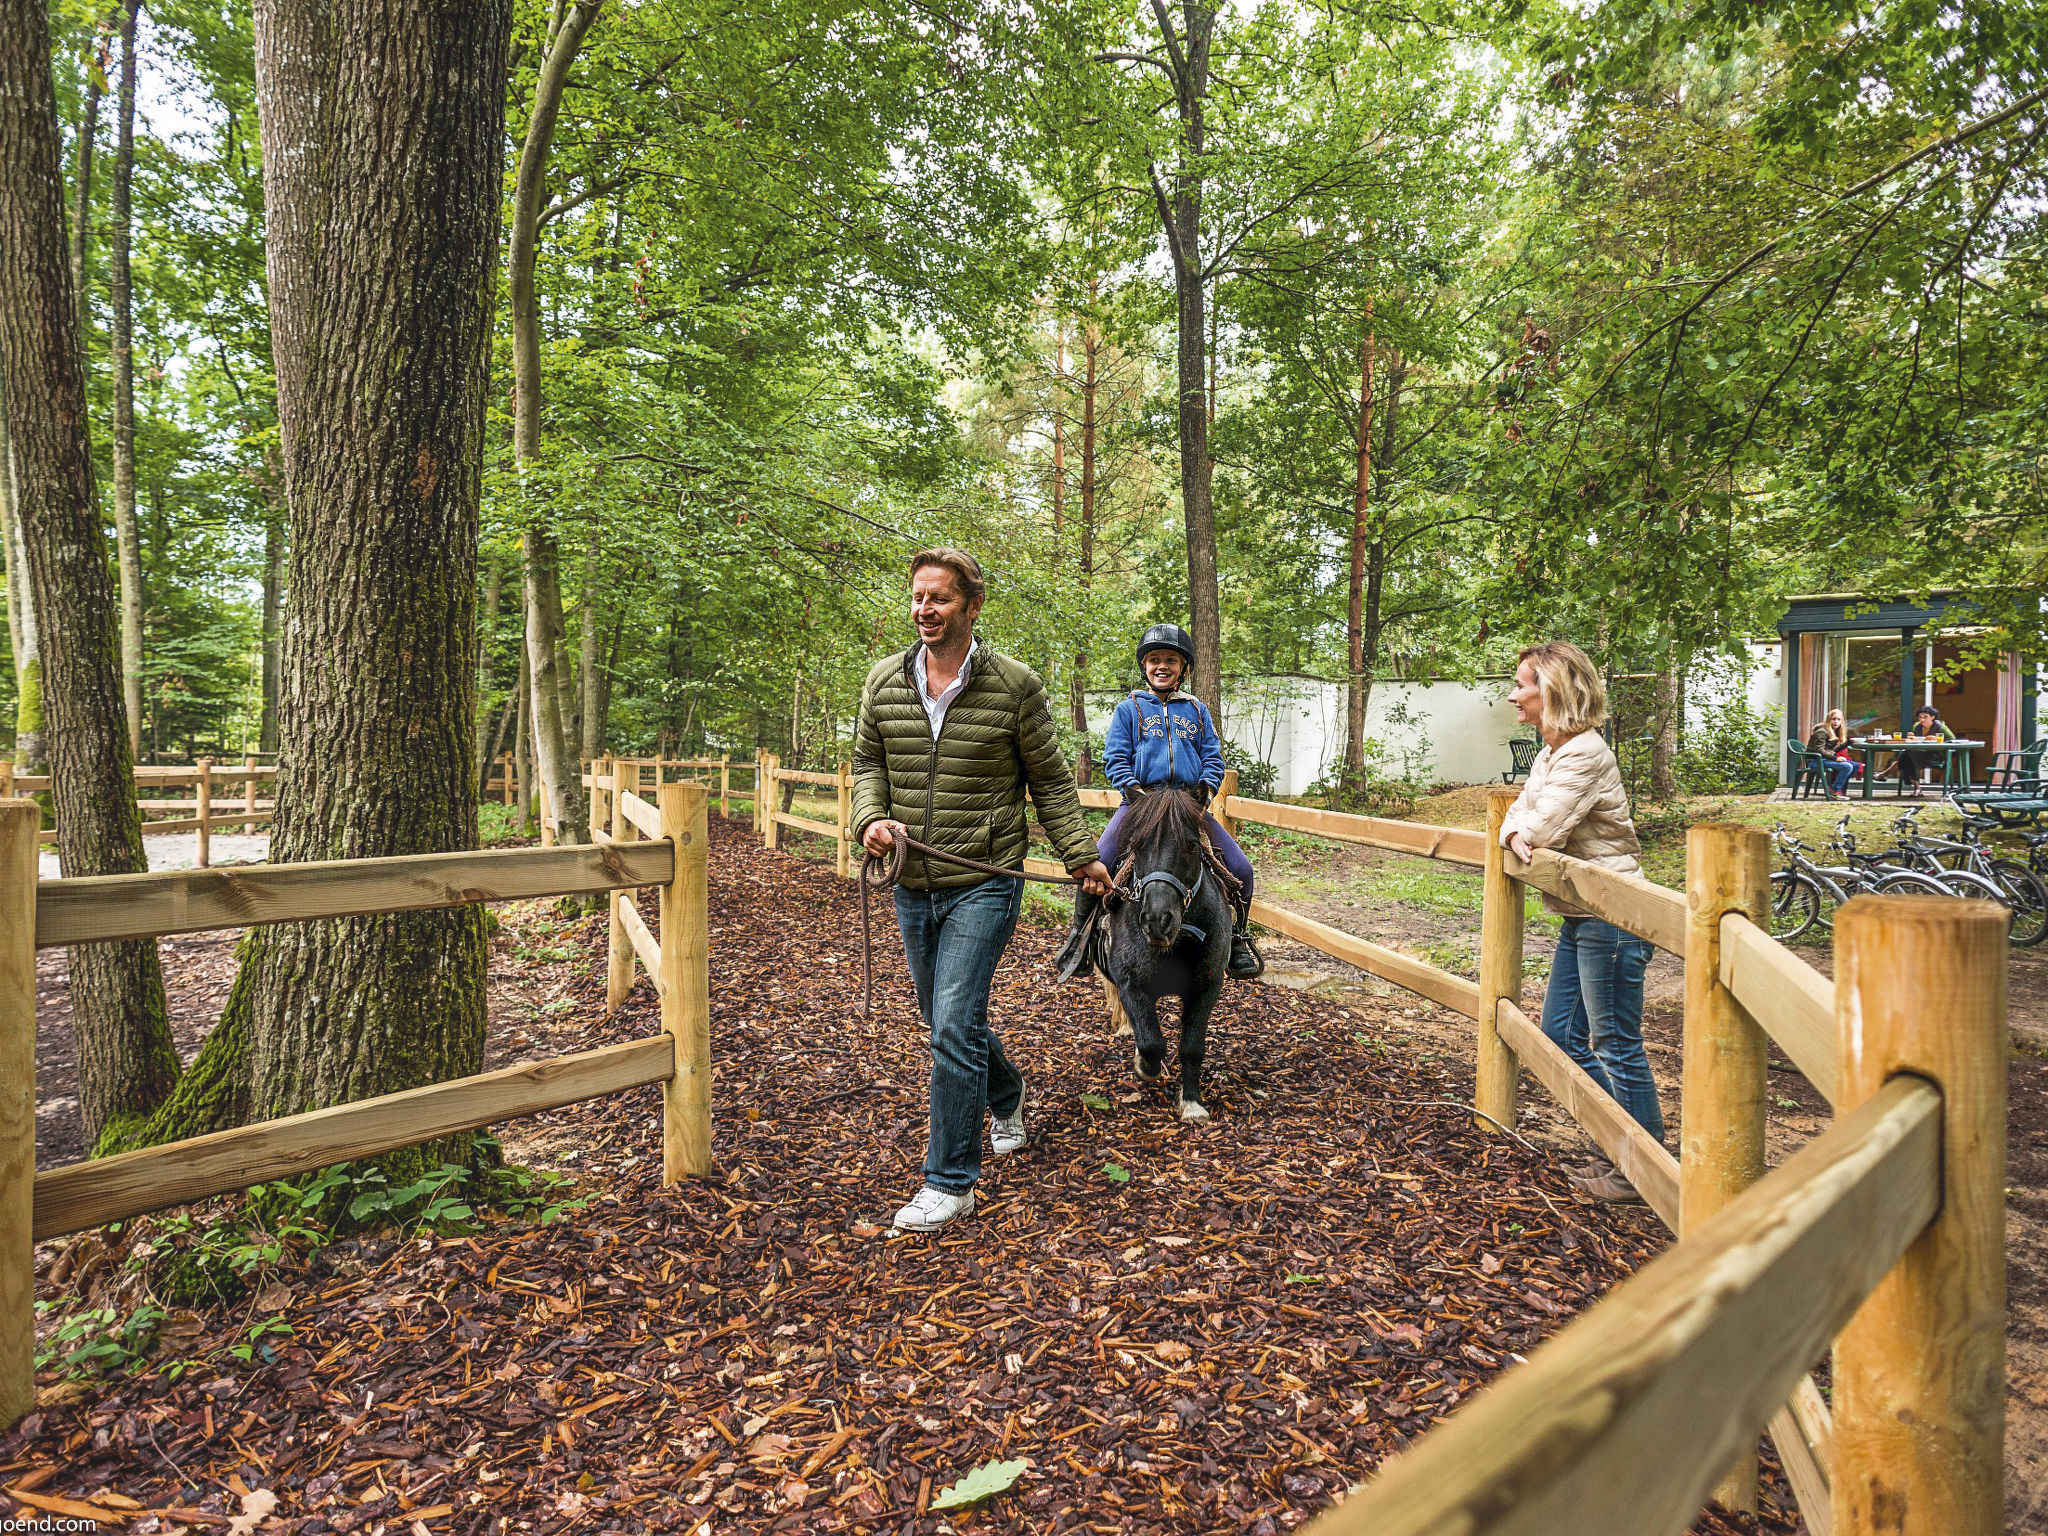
(1228, 930), (1264, 980)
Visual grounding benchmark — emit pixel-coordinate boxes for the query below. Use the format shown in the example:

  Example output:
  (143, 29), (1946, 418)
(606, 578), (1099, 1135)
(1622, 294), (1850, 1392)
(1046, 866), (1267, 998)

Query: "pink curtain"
(1797, 635), (1820, 736)
(1996, 653), (2022, 755)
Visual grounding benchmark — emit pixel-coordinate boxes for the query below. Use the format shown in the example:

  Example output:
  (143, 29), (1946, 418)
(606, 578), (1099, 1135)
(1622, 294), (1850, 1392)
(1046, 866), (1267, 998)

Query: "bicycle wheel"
(1770, 871), (1822, 940)
(1873, 871), (1957, 898)
(1992, 859), (2048, 948)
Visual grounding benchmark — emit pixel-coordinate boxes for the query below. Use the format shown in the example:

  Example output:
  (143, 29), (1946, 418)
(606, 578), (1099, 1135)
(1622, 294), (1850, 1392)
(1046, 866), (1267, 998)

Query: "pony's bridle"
(1136, 863), (1205, 914)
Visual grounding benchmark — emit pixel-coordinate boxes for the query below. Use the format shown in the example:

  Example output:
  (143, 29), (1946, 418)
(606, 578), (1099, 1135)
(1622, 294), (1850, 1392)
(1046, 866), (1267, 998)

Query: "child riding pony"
(1057, 623), (1262, 982)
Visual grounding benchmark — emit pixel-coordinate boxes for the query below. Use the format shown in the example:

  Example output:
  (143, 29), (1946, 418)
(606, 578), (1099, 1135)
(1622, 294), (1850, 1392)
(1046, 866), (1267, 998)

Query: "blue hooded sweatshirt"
(1103, 689), (1225, 793)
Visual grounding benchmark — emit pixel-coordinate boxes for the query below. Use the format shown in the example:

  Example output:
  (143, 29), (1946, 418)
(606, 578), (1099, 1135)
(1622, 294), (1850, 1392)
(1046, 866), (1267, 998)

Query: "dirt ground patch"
(15, 817), (1804, 1534)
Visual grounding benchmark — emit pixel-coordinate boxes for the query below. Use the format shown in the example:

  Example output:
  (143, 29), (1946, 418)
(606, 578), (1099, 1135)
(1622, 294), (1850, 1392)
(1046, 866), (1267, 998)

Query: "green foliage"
(1101, 1161), (1131, 1183)
(1676, 695), (1780, 796)
(35, 1300), (169, 1380)
(1218, 737), (1276, 800)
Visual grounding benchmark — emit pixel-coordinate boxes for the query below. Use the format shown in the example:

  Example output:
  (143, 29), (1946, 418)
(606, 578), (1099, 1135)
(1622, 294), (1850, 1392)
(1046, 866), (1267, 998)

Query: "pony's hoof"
(1178, 1098), (1211, 1123)
(1134, 1048), (1164, 1081)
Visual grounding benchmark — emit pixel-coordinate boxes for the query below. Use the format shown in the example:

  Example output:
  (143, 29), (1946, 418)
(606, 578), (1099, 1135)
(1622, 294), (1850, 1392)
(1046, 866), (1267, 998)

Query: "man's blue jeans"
(894, 875), (1025, 1194)
(1541, 916), (1663, 1144)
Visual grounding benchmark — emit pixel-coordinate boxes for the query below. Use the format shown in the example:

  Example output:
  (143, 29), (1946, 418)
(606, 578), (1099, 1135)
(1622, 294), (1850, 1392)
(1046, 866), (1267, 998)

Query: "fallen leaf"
(931, 1457), (1031, 1510)
(1154, 1340), (1192, 1364)
(1102, 1163), (1131, 1183)
(226, 1487), (279, 1536)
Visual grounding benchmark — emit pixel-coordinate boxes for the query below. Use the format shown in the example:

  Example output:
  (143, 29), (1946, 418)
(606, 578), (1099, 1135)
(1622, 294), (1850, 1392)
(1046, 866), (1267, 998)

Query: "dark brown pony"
(1100, 787), (1232, 1121)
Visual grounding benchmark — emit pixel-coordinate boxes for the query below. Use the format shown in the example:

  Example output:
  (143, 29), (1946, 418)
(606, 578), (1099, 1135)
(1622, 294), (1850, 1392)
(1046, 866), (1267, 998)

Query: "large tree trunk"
(0, 0), (174, 1145)
(512, 2), (600, 847)
(133, 0), (512, 1149)
(1343, 323), (1376, 789)
(258, 506), (282, 752)
(110, 0), (144, 759)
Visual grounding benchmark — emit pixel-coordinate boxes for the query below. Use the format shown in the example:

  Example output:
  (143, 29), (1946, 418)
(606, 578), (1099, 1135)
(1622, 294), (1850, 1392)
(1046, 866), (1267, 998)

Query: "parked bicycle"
(1768, 825), (1949, 942)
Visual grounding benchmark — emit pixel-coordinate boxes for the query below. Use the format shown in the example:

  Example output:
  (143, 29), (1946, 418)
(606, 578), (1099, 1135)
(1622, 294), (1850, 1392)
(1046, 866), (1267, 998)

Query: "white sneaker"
(990, 1090), (1028, 1155)
(894, 1185), (975, 1232)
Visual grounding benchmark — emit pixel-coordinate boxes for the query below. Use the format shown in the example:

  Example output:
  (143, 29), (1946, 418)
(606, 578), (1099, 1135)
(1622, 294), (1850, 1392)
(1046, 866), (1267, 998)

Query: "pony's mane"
(1117, 785), (1203, 859)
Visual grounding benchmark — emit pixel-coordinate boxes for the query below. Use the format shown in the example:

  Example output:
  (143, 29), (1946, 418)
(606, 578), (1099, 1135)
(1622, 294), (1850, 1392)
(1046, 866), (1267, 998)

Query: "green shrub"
(1677, 693), (1779, 795)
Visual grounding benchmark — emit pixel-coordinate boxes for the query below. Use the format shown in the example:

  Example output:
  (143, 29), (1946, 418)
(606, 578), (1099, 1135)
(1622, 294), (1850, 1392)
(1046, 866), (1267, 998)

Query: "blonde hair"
(1518, 641), (1607, 736)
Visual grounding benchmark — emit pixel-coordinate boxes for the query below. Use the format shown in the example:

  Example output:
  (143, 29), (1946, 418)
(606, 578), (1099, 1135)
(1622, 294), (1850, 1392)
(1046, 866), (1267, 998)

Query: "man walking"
(853, 547), (1112, 1232)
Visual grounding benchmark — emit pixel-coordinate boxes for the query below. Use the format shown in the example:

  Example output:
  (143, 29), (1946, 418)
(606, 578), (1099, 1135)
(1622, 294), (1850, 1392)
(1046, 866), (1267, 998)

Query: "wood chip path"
(8, 816), (1803, 1533)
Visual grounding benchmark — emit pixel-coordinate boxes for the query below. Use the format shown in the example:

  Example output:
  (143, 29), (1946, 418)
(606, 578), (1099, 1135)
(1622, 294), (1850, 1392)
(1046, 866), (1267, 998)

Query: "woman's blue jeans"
(894, 876), (1025, 1194)
(1541, 916), (1663, 1144)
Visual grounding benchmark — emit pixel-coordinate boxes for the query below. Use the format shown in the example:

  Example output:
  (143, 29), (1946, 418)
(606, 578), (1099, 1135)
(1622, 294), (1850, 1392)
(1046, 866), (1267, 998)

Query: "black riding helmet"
(1136, 622), (1196, 676)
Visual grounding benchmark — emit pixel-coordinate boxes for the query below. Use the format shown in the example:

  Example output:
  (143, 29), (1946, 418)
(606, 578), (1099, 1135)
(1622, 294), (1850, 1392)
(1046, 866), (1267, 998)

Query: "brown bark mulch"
(9, 816), (1803, 1534)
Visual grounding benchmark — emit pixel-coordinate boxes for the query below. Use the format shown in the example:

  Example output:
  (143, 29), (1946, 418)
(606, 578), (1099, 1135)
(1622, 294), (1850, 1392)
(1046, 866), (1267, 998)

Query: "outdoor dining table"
(1846, 736), (1987, 799)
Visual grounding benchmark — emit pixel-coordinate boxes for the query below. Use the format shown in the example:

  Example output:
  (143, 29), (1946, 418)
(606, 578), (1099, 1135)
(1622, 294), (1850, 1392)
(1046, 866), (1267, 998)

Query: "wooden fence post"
(1475, 786), (1523, 1133)
(0, 763), (12, 800)
(659, 782), (712, 1180)
(751, 752), (762, 833)
(763, 756), (780, 851)
(501, 753), (514, 805)
(195, 757), (213, 868)
(720, 755), (730, 820)
(836, 760), (853, 879)
(1214, 767), (1239, 836)
(607, 775), (637, 1012)
(1, 799), (37, 1430)
(243, 753), (258, 834)
(1833, 894), (2006, 1536)
(1682, 822), (1772, 1511)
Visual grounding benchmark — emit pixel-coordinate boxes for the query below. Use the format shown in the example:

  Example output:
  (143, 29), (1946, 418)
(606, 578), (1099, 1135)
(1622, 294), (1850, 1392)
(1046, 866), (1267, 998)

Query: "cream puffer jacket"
(1499, 729), (1643, 917)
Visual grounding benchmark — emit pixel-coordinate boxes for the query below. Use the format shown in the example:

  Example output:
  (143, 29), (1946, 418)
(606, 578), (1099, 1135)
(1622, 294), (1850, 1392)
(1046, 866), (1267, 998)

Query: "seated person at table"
(1056, 623), (1262, 981)
(1898, 705), (1956, 788)
(1805, 719), (1856, 797)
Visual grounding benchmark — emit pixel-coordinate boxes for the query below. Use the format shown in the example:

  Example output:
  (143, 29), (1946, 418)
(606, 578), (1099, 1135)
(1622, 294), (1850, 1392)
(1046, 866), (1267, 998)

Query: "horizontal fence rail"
(35, 841), (674, 947)
(32, 1036), (676, 1242)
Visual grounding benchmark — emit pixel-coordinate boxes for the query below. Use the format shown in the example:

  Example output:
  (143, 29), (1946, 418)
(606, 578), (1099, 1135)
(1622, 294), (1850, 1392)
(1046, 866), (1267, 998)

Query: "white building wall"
(1089, 677), (1525, 796)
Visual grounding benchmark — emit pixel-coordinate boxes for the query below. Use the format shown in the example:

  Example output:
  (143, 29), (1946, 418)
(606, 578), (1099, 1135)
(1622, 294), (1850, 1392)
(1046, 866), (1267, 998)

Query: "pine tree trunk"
(68, 33), (102, 350)
(134, 0), (512, 1148)
(110, 0), (144, 759)
(475, 551), (500, 788)
(1344, 323), (1375, 790)
(2, 391), (45, 773)
(0, 0), (175, 1145)
(1651, 658), (1682, 801)
(258, 506), (282, 753)
(1149, 0), (1221, 713)
(514, 637), (532, 834)
(578, 532), (604, 764)
(1071, 303), (1099, 785)
(512, 2), (600, 847)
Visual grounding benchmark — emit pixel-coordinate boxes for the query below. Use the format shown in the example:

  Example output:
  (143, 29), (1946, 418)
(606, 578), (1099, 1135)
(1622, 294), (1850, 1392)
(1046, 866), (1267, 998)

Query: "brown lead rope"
(858, 834), (1098, 1020)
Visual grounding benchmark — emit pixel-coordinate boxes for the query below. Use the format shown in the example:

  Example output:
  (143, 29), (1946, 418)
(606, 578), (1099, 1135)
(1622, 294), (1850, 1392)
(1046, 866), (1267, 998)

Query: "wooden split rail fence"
(0, 785), (713, 1431)
(762, 775), (2002, 1536)
(3, 760), (2005, 1531)
(4, 759), (277, 867)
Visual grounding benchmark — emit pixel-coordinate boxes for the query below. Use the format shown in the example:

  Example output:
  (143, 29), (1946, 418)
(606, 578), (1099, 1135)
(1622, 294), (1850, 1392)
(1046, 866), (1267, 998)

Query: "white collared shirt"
(915, 638), (977, 740)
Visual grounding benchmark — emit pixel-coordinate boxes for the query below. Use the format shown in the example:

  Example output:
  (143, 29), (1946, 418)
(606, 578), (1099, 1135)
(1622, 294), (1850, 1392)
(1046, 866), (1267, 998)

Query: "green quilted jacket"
(851, 643), (1099, 890)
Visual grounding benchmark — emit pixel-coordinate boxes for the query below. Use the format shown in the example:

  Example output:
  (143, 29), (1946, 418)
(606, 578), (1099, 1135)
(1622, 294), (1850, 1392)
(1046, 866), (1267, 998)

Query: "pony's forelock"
(1118, 785), (1203, 859)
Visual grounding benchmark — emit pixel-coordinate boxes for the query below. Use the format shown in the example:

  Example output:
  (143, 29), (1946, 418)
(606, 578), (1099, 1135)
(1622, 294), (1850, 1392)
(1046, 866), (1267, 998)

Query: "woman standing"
(1501, 641), (1660, 1204)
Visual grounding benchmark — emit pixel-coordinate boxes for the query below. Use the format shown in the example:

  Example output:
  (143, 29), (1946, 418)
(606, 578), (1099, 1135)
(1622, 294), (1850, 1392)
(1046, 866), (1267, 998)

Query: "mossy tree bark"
(0, 0), (175, 1144)
(134, 0), (512, 1153)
